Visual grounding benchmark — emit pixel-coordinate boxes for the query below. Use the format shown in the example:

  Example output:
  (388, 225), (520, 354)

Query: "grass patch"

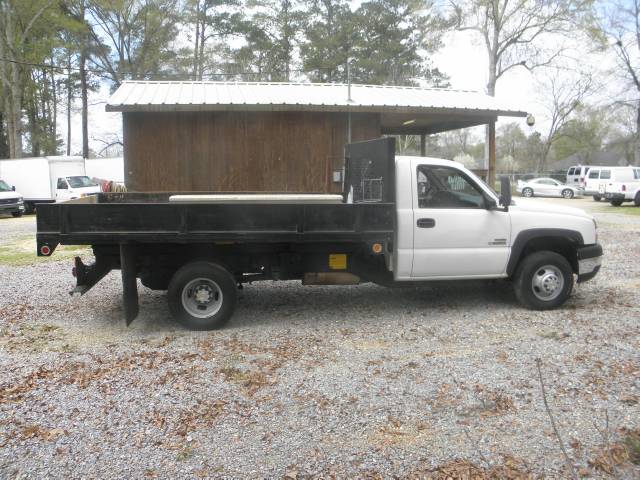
(593, 205), (640, 216)
(0, 235), (89, 266)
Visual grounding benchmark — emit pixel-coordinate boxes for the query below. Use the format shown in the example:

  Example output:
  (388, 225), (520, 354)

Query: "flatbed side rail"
(37, 201), (395, 254)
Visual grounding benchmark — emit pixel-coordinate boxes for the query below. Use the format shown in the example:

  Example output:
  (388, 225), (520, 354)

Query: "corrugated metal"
(106, 81), (527, 117)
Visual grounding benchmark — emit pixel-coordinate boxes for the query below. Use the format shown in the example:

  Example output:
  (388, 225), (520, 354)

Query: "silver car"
(516, 177), (582, 199)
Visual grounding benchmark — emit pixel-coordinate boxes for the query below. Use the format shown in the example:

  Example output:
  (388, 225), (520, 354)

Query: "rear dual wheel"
(168, 261), (237, 330)
(514, 251), (574, 310)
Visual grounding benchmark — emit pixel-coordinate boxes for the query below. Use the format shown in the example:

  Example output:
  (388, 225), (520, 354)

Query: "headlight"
(17, 196), (23, 203)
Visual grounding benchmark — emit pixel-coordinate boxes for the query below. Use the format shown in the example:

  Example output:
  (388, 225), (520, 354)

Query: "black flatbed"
(36, 192), (395, 254)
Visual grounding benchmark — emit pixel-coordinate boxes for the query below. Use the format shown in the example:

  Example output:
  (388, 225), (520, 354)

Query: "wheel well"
(511, 236), (579, 275)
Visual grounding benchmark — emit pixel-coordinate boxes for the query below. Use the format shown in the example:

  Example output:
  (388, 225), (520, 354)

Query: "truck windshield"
(0, 180), (12, 192)
(67, 176), (97, 188)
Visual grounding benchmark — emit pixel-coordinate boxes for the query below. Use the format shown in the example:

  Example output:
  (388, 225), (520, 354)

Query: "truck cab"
(392, 156), (600, 296)
(0, 179), (25, 217)
(55, 175), (101, 202)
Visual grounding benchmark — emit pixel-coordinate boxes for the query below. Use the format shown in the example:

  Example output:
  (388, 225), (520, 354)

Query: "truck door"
(411, 160), (511, 278)
(56, 177), (71, 201)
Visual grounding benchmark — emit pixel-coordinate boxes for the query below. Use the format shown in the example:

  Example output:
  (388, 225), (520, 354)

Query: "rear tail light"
(622, 184), (626, 191)
(40, 245), (51, 256)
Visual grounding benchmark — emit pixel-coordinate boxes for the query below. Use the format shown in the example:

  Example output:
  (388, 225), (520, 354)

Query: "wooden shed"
(106, 81), (528, 192)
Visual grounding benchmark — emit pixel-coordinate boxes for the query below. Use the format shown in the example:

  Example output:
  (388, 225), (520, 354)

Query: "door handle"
(417, 218), (435, 228)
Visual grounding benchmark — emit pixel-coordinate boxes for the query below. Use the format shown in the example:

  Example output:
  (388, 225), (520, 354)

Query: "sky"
(58, 28), (620, 158)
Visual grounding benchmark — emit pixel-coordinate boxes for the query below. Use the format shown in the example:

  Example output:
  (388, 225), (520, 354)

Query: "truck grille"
(0, 198), (19, 205)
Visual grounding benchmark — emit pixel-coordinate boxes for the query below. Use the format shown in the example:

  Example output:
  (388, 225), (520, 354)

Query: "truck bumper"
(0, 201), (24, 213)
(577, 243), (602, 283)
(605, 193), (625, 201)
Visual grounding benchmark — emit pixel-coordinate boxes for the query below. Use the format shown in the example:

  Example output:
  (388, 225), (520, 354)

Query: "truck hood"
(511, 199), (592, 219)
(0, 190), (20, 199)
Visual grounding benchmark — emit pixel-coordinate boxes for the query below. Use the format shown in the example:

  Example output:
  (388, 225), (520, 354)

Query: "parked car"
(0, 179), (25, 217)
(517, 178), (582, 199)
(604, 167), (640, 206)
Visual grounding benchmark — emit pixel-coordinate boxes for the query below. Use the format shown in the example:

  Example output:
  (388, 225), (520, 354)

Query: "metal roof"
(105, 81), (528, 118)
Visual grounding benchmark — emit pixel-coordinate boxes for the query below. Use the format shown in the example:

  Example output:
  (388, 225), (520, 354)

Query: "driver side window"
(417, 165), (485, 209)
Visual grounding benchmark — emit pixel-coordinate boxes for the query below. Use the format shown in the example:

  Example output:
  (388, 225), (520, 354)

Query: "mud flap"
(120, 244), (139, 326)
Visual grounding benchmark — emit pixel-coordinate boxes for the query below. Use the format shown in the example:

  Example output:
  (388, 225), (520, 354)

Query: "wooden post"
(420, 133), (426, 157)
(488, 120), (496, 188)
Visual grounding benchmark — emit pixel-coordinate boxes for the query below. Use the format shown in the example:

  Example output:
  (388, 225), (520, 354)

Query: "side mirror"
(499, 176), (512, 210)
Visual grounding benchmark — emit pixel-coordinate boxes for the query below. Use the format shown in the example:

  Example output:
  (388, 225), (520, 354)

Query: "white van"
(584, 167), (609, 201)
(566, 165), (591, 188)
(604, 167), (640, 206)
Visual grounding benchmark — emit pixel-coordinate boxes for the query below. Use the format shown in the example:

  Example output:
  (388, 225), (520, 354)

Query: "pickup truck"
(36, 138), (603, 330)
(0, 179), (25, 217)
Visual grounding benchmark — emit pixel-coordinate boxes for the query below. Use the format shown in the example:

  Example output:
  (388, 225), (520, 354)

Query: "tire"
(522, 187), (533, 197)
(593, 195), (601, 202)
(561, 189), (574, 199)
(11, 211), (23, 218)
(24, 202), (35, 214)
(634, 192), (640, 207)
(610, 199), (623, 207)
(167, 261), (237, 330)
(513, 251), (574, 310)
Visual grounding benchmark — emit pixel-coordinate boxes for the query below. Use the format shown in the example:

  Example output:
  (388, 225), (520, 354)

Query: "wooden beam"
(420, 133), (426, 156)
(488, 120), (496, 188)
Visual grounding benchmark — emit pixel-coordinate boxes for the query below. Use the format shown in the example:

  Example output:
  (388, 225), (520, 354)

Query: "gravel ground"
(0, 199), (638, 478)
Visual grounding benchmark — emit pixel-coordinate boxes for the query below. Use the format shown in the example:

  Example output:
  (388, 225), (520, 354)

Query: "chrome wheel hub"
(182, 278), (223, 318)
(531, 265), (564, 301)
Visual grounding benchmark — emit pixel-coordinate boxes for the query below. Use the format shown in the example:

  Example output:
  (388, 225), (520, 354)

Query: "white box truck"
(0, 156), (101, 213)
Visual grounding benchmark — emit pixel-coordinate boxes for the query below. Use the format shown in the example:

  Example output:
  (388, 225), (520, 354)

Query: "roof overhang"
(106, 81), (528, 133)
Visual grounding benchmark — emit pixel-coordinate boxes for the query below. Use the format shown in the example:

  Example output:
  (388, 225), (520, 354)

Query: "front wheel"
(168, 261), (237, 330)
(561, 189), (574, 199)
(610, 199), (623, 207)
(513, 251), (573, 310)
(522, 187), (533, 197)
(634, 192), (640, 207)
(11, 211), (23, 218)
(593, 195), (601, 202)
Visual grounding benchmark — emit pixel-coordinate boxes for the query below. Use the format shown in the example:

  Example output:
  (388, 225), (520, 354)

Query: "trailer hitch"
(70, 256), (112, 297)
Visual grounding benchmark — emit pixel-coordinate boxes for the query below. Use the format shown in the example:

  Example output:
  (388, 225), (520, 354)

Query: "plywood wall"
(123, 111), (381, 193)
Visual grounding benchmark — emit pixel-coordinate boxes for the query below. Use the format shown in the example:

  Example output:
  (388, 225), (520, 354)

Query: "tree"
(85, 0), (180, 87)
(591, 0), (640, 165)
(299, 0), (356, 82)
(552, 105), (610, 161)
(448, 0), (590, 173)
(0, 0), (59, 158)
(233, 0), (305, 81)
(185, 0), (246, 80)
(536, 70), (593, 171)
(351, 0), (447, 85)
